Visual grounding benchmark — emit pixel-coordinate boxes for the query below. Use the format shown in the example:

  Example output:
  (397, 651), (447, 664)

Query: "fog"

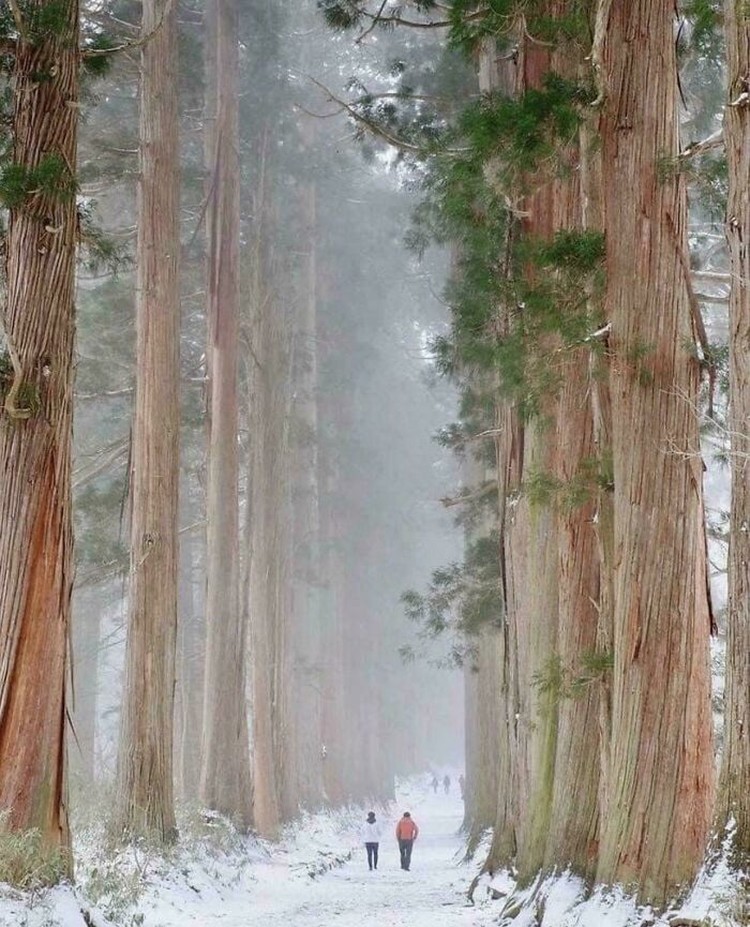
(69, 0), (465, 816)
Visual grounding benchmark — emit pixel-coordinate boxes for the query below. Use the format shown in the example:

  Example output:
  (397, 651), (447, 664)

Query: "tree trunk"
(289, 134), (325, 810)
(504, 36), (560, 885)
(0, 0), (79, 856)
(114, 0), (180, 843)
(200, 0), (252, 829)
(246, 173), (295, 833)
(717, 0), (750, 857)
(543, 18), (601, 878)
(320, 428), (346, 806)
(69, 587), (101, 785)
(596, 2), (714, 903)
(544, 341), (600, 877)
(580, 105), (614, 868)
(175, 491), (204, 802)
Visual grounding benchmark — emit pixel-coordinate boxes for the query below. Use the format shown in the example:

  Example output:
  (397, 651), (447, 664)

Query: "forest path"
(147, 778), (494, 927)
(241, 783), (483, 927)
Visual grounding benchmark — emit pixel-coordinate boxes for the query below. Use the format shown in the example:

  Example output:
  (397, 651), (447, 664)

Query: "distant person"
(443, 774), (451, 794)
(431, 774), (439, 794)
(396, 811), (419, 871)
(458, 773), (465, 800)
(362, 811), (382, 871)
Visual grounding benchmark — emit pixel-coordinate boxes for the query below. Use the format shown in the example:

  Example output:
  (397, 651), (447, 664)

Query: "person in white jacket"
(362, 811), (382, 870)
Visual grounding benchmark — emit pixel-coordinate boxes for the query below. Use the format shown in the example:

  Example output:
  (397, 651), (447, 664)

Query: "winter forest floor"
(0, 777), (497, 927)
(1, 777), (746, 926)
(239, 783), (483, 927)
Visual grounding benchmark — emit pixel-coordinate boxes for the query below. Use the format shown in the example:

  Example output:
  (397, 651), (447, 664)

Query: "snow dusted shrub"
(712, 877), (750, 926)
(82, 859), (146, 926)
(175, 804), (248, 860)
(0, 813), (69, 890)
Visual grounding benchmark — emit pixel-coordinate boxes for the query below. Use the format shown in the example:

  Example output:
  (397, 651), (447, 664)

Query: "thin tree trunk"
(596, 1), (714, 903)
(69, 587), (101, 784)
(114, 0), (180, 843)
(320, 433), (346, 806)
(289, 134), (325, 810)
(246, 172), (294, 833)
(200, 0), (252, 828)
(0, 0), (79, 855)
(717, 0), (750, 857)
(175, 484), (203, 802)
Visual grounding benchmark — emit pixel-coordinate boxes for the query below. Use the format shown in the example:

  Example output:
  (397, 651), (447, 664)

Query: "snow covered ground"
(0, 777), (494, 927)
(1, 777), (746, 926)
(236, 783), (486, 927)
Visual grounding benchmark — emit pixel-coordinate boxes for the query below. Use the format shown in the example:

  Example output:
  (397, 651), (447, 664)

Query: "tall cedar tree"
(0, 0), (79, 854)
(718, 0), (750, 856)
(200, 0), (253, 828)
(114, 0), (180, 842)
(595, 1), (714, 902)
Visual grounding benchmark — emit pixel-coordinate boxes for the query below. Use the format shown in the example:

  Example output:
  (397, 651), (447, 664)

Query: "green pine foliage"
(402, 67), (602, 414)
(81, 33), (119, 78)
(532, 648), (613, 703)
(317, 3), (607, 644)
(0, 153), (77, 210)
(77, 203), (131, 274)
(523, 455), (613, 511)
(401, 527), (505, 663)
(317, 0), (364, 30)
(458, 73), (594, 173)
(681, 0), (723, 57)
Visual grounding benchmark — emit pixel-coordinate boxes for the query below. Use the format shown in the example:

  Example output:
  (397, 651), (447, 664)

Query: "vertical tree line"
(319, 0), (744, 909)
(7, 0), (750, 916)
(0, 0), (460, 874)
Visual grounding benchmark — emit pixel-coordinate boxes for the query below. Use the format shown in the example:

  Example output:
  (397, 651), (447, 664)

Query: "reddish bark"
(596, 2), (714, 902)
(0, 0), (79, 855)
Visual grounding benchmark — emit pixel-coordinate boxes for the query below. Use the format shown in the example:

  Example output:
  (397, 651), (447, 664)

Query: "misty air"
(0, 1), (744, 926)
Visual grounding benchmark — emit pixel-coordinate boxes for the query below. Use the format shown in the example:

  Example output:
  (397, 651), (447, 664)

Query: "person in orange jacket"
(395, 811), (419, 871)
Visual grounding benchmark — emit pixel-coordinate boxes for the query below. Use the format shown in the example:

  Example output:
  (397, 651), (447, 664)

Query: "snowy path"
(241, 788), (483, 927)
(0, 781), (496, 926)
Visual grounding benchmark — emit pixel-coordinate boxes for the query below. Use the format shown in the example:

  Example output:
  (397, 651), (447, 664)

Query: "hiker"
(395, 811), (419, 871)
(443, 774), (451, 794)
(458, 773), (465, 800)
(362, 811), (382, 871)
(431, 774), (439, 794)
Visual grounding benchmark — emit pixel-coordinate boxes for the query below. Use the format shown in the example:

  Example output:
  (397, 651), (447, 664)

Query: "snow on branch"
(679, 128), (724, 161)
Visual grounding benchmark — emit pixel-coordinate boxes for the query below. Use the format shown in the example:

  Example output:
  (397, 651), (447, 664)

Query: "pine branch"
(589, 0), (613, 106)
(692, 270), (730, 285)
(679, 128), (724, 160)
(694, 291), (729, 305)
(5, 0), (27, 42)
(307, 75), (469, 157)
(82, 0), (175, 58)
(355, 0), (388, 42)
(440, 482), (497, 508)
(72, 437), (129, 489)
